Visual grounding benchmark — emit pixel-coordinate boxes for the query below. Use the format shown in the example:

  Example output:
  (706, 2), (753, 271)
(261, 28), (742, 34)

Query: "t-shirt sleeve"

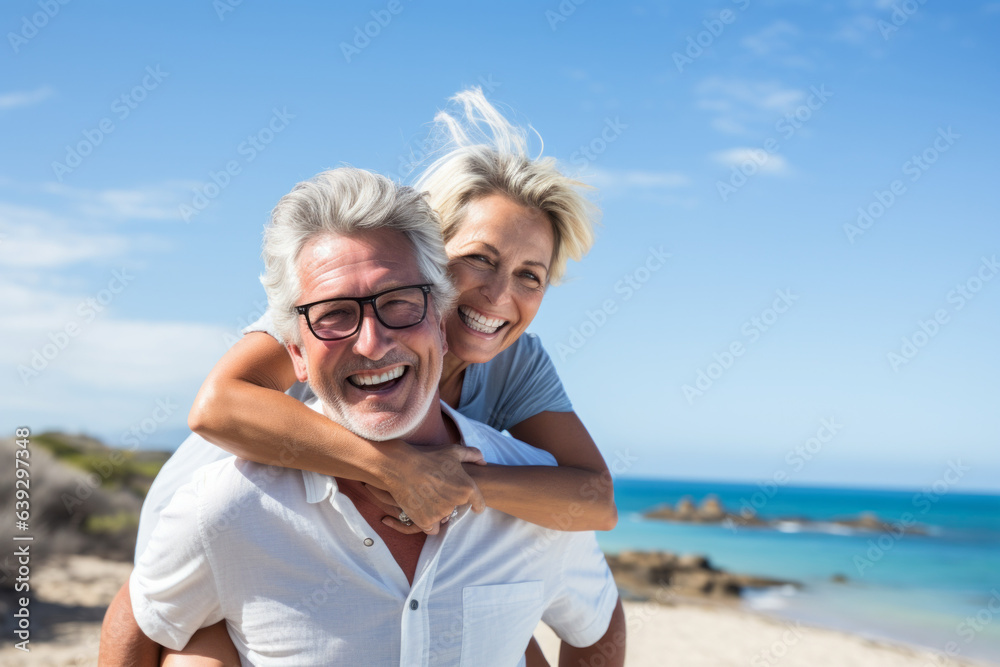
(130, 469), (224, 651)
(241, 309), (285, 346)
(485, 333), (574, 432)
(240, 309), (315, 403)
(542, 531), (619, 647)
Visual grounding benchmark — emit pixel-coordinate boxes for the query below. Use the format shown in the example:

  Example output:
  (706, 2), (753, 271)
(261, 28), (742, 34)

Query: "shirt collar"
(303, 468), (339, 504)
(300, 398), (339, 504)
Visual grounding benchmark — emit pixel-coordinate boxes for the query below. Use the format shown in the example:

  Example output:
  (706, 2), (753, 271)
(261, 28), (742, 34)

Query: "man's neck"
(396, 391), (461, 447)
(439, 352), (469, 408)
(316, 391), (460, 448)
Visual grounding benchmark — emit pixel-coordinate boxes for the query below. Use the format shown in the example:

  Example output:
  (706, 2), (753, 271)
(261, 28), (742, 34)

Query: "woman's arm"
(474, 410), (617, 531)
(375, 410), (617, 532)
(187, 332), (485, 532)
(99, 580), (160, 666)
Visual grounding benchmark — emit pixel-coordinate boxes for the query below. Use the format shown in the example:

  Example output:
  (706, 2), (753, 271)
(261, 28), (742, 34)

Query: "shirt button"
(363, 538), (374, 547)
(410, 600), (419, 610)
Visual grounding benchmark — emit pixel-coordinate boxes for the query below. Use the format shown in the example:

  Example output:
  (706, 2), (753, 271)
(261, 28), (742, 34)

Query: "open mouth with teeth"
(347, 365), (407, 391)
(458, 305), (509, 335)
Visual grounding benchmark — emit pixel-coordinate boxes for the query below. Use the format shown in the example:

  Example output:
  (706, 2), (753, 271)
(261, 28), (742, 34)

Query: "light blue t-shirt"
(135, 311), (572, 561)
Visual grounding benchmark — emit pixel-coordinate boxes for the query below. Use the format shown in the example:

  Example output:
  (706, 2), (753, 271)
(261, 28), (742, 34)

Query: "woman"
(103, 89), (625, 666)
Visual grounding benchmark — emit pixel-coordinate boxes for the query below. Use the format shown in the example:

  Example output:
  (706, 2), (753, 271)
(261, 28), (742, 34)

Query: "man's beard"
(311, 350), (440, 442)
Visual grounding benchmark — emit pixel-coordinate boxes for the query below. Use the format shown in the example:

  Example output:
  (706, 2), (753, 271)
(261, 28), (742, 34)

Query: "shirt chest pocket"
(459, 581), (545, 667)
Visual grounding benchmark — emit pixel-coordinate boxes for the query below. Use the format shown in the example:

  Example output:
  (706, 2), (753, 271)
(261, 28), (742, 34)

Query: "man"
(123, 168), (623, 664)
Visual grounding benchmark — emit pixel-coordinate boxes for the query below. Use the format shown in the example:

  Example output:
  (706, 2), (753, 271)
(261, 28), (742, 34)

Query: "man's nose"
(352, 305), (393, 359)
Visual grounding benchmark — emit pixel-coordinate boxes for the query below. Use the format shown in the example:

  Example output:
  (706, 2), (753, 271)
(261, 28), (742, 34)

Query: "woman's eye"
(469, 254), (492, 266)
(521, 271), (540, 283)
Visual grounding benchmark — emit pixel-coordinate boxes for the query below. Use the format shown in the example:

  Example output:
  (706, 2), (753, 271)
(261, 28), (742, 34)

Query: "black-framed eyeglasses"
(294, 284), (432, 342)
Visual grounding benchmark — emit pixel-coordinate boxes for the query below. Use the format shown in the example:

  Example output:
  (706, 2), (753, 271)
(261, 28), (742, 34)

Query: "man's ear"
(286, 342), (310, 383)
(439, 311), (448, 355)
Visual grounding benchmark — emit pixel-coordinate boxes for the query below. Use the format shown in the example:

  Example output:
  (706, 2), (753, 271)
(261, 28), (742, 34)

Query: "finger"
(457, 446), (485, 465)
(469, 482), (486, 514)
(363, 484), (399, 507)
(380, 517), (428, 535)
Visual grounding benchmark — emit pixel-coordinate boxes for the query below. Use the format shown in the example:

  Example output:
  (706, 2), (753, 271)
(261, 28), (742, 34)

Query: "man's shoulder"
(187, 457), (304, 511)
(447, 404), (558, 467)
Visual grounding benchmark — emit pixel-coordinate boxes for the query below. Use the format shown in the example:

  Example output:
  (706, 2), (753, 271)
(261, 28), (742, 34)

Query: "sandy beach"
(536, 600), (992, 667)
(1, 555), (994, 667)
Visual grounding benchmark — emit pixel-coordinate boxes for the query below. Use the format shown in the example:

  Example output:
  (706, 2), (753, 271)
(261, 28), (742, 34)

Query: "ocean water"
(602, 478), (1000, 663)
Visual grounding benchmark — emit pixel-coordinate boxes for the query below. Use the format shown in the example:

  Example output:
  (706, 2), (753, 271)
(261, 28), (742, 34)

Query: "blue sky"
(3, 1), (998, 491)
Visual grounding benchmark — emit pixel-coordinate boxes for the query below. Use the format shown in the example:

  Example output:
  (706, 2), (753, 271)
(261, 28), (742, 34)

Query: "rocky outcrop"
(831, 511), (927, 535)
(642, 494), (766, 526)
(606, 550), (797, 602)
(643, 495), (928, 535)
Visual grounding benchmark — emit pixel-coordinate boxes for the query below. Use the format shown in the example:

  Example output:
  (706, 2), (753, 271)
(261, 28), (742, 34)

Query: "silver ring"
(450, 507), (459, 519)
(398, 511), (413, 526)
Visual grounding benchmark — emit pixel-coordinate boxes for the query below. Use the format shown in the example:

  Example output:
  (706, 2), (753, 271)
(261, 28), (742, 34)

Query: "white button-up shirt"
(130, 402), (618, 666)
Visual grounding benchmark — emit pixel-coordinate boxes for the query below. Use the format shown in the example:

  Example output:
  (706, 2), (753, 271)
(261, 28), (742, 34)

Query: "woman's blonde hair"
(414, 88), (599, 285)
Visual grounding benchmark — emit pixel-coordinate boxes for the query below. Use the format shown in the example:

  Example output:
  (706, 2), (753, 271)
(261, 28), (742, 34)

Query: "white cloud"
(1, 309), (231, 443)
(41, 181), (196, 222)
(55, 319), (232, 390)
(0, 86), (54, 110)
(697, 78), (806, 135)
(2, 272), (231, 386)
(741, 21), (799, 56)
(833, 14), (877, 43)
(0, 203), (129, 268)
(712, 148), (789, 175)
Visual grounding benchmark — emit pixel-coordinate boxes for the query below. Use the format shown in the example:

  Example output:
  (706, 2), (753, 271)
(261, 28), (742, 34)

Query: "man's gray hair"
(261, 167), (457, 346)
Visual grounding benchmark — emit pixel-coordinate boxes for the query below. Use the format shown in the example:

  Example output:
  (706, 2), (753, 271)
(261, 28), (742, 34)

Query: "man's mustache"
(337, 350), (419, 378)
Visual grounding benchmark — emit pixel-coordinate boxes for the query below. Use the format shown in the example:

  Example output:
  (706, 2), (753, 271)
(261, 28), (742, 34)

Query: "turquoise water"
(602, 478), (1000, 663)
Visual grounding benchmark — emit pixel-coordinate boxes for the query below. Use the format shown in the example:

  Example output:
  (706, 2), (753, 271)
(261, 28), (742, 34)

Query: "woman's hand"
(373, 442), (487, 534)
